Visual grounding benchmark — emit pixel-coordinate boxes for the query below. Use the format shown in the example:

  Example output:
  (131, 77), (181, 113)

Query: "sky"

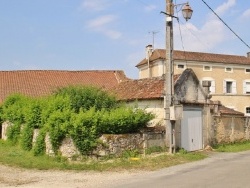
(0, 0), (249, 79)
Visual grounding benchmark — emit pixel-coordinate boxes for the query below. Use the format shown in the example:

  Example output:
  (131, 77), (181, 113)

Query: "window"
(225, 67), (233, 73)
(246, 107), (250, 116)
(246, 69), (250, 73)
(177, 64), (185, 69)
(203, 65), (212, 71)
(226, 82), (232, 93)
(243, 81), (250, 94)
(223, 80), (236, 94)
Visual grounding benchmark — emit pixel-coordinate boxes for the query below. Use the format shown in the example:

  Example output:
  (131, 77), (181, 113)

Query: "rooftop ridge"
(0, 70), (124, 73)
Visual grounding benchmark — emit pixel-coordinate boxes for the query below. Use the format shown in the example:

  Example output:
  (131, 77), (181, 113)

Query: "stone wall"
(1, 121), (11, 140)
(214, 116), (248, 144)
(1, 121), (167, 158)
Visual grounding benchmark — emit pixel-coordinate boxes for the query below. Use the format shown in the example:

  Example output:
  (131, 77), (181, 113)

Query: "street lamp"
(182, 3), (193, 21)
(164, 0), (193, 154)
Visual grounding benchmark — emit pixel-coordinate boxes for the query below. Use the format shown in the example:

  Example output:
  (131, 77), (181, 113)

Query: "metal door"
(181, 108), (202, 151)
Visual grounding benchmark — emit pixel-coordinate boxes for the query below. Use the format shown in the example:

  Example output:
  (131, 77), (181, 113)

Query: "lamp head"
(182, 3), (193, 21)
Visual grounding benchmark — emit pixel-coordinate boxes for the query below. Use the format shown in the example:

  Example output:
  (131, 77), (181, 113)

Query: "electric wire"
(178, 19), (212, 53)
(201, 0), (250, 50)
(174, 0), (189, 69)
(201, 0), (250, 97)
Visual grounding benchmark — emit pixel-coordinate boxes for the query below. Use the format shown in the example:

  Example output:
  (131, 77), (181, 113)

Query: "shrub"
(54, 86), (118, 112)
(69, 109), (99, 155)
(1, 86), (155, 156)
(2, 94), (28, 143)
(97, 107), (154, 134)
(33, 128), (46, 156)
(45, 109), (73, 153)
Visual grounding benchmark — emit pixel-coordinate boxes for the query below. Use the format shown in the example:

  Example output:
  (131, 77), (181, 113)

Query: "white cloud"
(144, 5), (157, 12)
(214, 0), (236, 16)
(81, 0), (110, 11)
(174, 22), (225, 52)
(87, 15), (117, 29)
(86, 15), (122, 39)
(173, 0), (238, 53)
(103, 30), (122, 39)
(241, 9), (250, 19)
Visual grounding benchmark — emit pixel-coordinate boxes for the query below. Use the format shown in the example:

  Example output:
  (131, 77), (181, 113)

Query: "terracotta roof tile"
(136, 49), (250, 67)
(0, 70), (129, 102)
(113, 75), (181, 101)
(218, 105), (244, 116)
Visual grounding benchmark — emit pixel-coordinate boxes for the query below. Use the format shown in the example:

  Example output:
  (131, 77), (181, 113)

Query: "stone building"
(136, 46), (250, 115)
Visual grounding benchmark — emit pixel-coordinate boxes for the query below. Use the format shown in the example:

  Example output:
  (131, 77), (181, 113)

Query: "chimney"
(247, 52), (250, 58)
(145, 44), (153, 60)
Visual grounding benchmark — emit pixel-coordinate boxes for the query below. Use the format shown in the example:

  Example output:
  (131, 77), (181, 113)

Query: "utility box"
(170, 105), (183, 120)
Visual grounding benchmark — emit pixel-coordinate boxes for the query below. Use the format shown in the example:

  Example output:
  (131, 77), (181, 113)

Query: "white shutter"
(243, 81), (246, 94)
(210, 80), (215, 94)
(223, 80), (226, 93)
(246, 82), (250, 94)
(232, 81), (237, 94)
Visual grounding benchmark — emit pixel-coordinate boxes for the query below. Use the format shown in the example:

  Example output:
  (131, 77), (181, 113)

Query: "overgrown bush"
(54, 86), (118, 112)
(2, 94), (28, 143)
(0, 86), (154, 156)
(70, 109), (99, 155)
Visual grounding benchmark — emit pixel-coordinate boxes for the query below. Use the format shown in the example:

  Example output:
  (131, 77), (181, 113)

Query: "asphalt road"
(110, 150), (250, 188)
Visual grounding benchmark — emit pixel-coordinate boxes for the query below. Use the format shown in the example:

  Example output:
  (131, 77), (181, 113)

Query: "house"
(0, 70), (129, 102)
(136, 46), (250, 116)
(113, 68), (214, 151)
(0, 69), (246, 151)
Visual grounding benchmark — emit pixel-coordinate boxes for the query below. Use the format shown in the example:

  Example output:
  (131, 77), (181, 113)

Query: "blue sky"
(0, 0), (249, 78)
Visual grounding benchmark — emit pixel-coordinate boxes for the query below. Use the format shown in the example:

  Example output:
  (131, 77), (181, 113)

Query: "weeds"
(0, 140), (207, 171)
(213, 141), (250, 152)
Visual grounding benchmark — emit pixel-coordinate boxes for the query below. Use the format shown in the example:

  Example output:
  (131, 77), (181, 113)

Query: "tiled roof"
(218, 105), (245, 116)
(0, 70), (129, 103)
(113, 74), (181, 101)
(136, 49), (250, 67)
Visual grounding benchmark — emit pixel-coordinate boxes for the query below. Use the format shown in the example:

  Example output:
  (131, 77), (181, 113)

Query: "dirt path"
(0, 164), (147, 188)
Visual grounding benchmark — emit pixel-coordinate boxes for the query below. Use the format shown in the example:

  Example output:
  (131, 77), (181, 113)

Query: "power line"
(201, 0), (250, 50)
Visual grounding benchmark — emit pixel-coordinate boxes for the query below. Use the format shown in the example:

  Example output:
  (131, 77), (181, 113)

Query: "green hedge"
(0, 86), (154, 156)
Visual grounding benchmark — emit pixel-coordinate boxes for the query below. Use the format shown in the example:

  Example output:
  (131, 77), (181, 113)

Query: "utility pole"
(164, 0), (174, 154)
(163, 0), (193, 153)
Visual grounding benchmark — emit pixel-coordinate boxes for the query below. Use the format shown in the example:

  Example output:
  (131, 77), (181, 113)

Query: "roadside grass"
(213, 141), (250, 152)
(0, 140), (207, 171)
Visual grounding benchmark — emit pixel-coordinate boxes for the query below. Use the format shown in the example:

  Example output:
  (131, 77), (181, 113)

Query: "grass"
(0, 140), (207, 171)
(2, 140), (250, 171)
(213, 141), (250, 152)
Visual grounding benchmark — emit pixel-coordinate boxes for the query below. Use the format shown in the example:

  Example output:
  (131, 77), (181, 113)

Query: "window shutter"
(223, 80), (226, 93)
(210, 80), (215, 93)
(243, 81), (246, 94)
(246, 82), (250, 94)
(232, 81), (237, 94)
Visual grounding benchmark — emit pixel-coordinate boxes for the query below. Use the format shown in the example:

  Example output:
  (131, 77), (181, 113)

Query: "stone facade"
(137, 49), (250, 114)
(214, 116), (247, 144)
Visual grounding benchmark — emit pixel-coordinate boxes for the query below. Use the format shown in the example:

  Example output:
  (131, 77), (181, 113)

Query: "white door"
(181, 108), (202, 151)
